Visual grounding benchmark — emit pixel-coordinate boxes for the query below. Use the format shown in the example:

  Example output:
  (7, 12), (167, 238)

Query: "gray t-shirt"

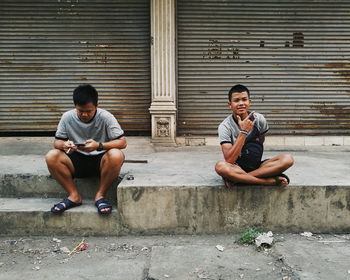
(218, 112), (269, 145)
(55, 108), (124, 156)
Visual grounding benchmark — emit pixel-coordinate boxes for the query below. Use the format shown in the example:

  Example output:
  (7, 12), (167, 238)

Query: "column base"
(149, 103), (177, 146)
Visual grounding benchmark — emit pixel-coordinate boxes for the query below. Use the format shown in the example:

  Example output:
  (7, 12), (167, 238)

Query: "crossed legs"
(215, 154), (294, 188)
(45, 149), (124, 213)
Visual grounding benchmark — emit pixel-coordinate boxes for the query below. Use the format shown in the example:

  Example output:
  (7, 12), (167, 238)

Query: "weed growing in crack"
(235, 227), (262, 245)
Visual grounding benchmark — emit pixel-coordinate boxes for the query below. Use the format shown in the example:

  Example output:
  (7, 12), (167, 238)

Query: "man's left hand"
(80, 139), (98, 152)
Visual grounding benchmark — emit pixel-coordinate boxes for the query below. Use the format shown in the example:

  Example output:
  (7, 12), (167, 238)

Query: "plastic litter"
(255, 231), (274, 247)
(60, 247), (70, 254)
(68, 238), (87, 256)
(215, 245), (224, 252)
(127, 175), (135, 180)
(300, 232), (313, 237)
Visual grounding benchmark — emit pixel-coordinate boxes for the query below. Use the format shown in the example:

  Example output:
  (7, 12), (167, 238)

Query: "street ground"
(1, 233), (350, 280)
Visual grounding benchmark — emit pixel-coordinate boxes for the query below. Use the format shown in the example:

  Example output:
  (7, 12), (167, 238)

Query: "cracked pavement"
(1, 233), (350, 280)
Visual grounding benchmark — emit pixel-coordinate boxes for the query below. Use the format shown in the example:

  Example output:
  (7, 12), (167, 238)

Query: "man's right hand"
(237, 111), (257, 132)
(63, 140), (77, 154)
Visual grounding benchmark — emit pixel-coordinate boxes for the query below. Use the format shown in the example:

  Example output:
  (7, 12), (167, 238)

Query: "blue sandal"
(51, 198), (82, 214)
(95, 198), (112, 215)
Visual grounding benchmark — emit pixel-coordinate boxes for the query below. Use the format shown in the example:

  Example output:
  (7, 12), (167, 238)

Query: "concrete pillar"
(149, 0), (177, 146)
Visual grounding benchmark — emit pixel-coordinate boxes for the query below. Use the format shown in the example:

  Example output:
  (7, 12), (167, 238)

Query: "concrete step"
(0, 198), (124, 236)
(0, 172), (122, 201)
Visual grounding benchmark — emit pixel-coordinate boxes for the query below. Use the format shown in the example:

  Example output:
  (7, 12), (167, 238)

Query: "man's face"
(228, 91), (251, 117)
(76, 102), (97, 123)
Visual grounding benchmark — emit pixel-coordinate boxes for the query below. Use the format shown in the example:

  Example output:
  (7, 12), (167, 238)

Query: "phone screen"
(75, 143), (86, 146)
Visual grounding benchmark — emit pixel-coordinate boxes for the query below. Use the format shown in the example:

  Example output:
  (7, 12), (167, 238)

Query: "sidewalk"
(0, 137), (350, 235)
(1, 136), (350, 186)
(1, 233), (350, 280)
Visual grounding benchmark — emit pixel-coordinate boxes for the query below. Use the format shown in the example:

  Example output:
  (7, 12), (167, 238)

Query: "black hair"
(73, 84), (98, 106)
(228, 84), (250, 101)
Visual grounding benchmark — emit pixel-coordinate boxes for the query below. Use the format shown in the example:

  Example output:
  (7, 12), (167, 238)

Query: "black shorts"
(236, 158), (268, 173)
(68, 151), (105, 178)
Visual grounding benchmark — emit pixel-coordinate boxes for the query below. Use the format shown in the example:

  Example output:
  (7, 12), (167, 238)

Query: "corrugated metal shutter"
(177, 0), (350, 135)
(0, 0), (150, 133)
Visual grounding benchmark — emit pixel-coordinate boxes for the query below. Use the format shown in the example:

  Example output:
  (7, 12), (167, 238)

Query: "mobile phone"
(74, 143), (86, 146)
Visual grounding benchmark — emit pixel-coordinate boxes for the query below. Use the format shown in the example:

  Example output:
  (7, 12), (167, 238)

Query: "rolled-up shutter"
(0, 0), (150, 133)
(177, 0), (350, 135)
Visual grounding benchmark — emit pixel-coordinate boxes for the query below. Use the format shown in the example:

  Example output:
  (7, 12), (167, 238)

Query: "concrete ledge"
(2, 184), (350, 236)
(117, 184), (350, 234)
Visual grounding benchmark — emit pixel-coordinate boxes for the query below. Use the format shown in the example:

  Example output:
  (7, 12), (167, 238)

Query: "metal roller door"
(177, 0), (350, 135)
(0, 0), (150, 133)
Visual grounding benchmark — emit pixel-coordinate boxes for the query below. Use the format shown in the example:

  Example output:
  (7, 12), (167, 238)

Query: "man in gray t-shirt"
(45, 84), (127, 215)
(215, 84), (294, 188)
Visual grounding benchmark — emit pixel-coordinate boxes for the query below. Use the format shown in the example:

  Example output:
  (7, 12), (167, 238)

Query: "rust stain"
(10, 108), (26, 112)
(313, 102), (336, 105)
(203, 39), (239, 60)
(324, 63), (350, 68)
(110, 112), (128, 122)
(269, 117), (350, 130)
(15, 65), (54, 72)
(79, 47), (109, 64)
(334, 71), (350, 81)
(310, 103), (350, 118)
(293, 32), (304, 48)
(47, 104), (60, 113)
(91, 51), (108, 64)
(269, 122), (320, 129)
(10, 103), (60, 113)
(324, 63), (350, 82)
(21, 68), (46, 72)
(207, 40), (222, 59)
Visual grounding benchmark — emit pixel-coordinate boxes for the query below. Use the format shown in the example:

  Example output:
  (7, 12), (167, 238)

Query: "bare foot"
(223, 178), (234, 189)
(274, 175), (289, 188)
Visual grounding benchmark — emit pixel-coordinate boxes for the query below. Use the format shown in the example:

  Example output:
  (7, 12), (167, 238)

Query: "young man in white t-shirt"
(45, 84), (127, 214)
(215, 84), (294, 188)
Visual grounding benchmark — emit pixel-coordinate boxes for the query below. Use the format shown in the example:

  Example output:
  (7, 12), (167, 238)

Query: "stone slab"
(0, 258), (146, 280)
(148, 245), (284, 280)
(0, 236), (148, 280)
(274, 234), (350, 280)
